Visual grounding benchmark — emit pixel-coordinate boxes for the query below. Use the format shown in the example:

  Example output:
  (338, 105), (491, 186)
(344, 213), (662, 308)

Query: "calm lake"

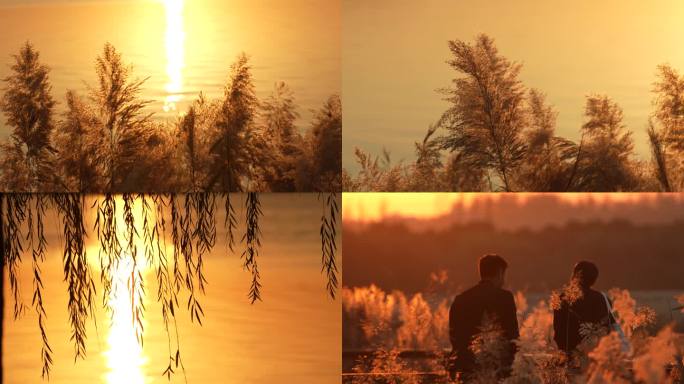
(343, 0), (684, 171)
(2, 194), (341, 383)
(0, 0), (340, 135)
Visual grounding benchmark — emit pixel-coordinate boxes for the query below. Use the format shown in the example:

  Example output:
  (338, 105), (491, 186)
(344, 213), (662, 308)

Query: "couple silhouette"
(448, 254), (617, 381)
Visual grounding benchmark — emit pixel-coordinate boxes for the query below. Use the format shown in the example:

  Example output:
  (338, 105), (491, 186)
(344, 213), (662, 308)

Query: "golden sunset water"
(2, 194), (341, 383)
(0, 0), (340, 133)
(343, 0), (684, 172)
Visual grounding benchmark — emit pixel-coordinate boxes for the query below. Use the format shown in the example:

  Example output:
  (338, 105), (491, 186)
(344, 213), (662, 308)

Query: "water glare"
(103, 256), (148, 384)
(163, 0), (185, 113)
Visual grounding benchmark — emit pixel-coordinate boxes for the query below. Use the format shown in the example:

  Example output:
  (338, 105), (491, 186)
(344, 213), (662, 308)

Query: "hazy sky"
(342, 192), (684, 223)
(343, 0), (684, 172)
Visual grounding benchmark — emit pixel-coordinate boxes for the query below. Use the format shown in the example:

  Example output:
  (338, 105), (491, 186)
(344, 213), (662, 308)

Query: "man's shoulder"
(495, 287), (515, 302)
(451, 284), (479, 305)
(455, 283), (513, 301)
(584, 288), (608, 305)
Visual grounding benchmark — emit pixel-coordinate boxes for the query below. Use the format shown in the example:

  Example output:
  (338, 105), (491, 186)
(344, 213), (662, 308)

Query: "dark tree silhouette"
(437, 34), (527, 191)
(443, 151), (488, 191)
(89, 43), (153, 191)
(514, 89), (578, 191)
(207, 53), (260, 192)
(299, 94), (342, 191)
(410, 124), (443, 191)
(0, 42), (341, 193)
(53, 91), (100, 192)
(650, 65), (684, 191)
(0, 42), (57, 192)
(344, 34), (684, 193)
(575, 95), (639, 192)
(260, 81), (304, 191)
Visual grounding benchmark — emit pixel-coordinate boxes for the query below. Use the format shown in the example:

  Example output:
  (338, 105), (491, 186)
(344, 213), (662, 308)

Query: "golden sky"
(342, 192), (674, 222)
(343, 0), (684, 172)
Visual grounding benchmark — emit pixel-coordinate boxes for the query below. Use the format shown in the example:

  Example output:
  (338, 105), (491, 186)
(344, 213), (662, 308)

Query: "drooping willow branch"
(1, 192), (337, 382)
(320, 192), (339, 299)
(224, 192), (237, 252)
(53, 194), (97, 362)
(28, 195), (53, 378)
(5, 194), (28, 319)
(146, 195), (186, 381)
(94, 193), (121, 314)
(123, 193), (145, 345)
(190, 193), (214, 296)
(242, 192), (263, 304)
(2, 193), (55, 377)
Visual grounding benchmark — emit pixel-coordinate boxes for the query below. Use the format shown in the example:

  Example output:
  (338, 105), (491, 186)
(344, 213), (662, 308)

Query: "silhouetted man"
(448, 254), (519, 381)
(553, 261), (614, 355)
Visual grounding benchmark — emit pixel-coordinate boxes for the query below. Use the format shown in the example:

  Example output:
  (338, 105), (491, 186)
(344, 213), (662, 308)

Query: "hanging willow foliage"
(94, 193), (121, 313)
(147, 195), (186, 381)
(224, 192), (237, 252)
(242, 192), (263, 304)
(5, 193), (29, 319)
(122, 193), (145, 345)
(190, 193), (215, 296)
(53, 194), (97, 363)
(1, 192), (339, 381)
(28, 195), (52, 378)
(320, 192), (339, 299)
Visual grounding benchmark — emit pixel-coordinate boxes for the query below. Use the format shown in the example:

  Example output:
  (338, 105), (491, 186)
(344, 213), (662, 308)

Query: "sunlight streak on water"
(103, 257), (149, 384)
(162, 0), (185, 113)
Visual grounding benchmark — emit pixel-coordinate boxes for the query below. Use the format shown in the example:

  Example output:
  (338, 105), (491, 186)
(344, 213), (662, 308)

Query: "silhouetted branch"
(123, 193), (145, 345)
(191, 193), (215, 294)
(5, 194), (28, 319)
(242, 192), (262, 303)
(565, 133), (585, 192)
(94, 194), (121, 313)
(29, 195), (52, 378)
(224, 193), (237, 252)
(320, 192), (339, 299)
(648, 121), (671, 192)
(53, 193), (96, 361)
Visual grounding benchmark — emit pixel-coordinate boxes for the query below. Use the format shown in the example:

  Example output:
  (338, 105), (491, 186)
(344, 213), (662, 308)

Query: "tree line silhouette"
(342, 285), (684, 383)
(343, 219), (684, 294)
(0, 42), (342, 193)
(344, 34), (684, 192)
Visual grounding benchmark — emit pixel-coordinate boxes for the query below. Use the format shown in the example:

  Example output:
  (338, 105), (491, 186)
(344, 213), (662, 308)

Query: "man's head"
(479, 254), (508, 288)
(572, 260), (599, 288)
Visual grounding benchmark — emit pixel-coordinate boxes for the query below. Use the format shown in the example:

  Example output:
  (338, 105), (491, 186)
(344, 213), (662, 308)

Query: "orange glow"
(162, 0), (186, 113)
(342, 193), (680, 222)
(81, 196), (153, 383)
(343, 193), (482, 222)
(103, 256), (148, 384)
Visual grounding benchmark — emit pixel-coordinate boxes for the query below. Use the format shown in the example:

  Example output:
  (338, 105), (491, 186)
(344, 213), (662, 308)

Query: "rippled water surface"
(0, 0), (340, 132)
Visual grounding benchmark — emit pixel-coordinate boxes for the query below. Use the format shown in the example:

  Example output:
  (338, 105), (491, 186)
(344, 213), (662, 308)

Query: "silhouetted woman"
(553, 261), (618, 358)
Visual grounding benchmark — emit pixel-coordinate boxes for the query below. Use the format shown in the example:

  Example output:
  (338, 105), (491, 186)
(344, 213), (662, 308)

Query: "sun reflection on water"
(162, 0), (185, 112)
(103, 255), (149, 384)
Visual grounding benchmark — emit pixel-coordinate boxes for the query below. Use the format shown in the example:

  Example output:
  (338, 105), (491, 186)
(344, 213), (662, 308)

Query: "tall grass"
(343, 285), (684, 383)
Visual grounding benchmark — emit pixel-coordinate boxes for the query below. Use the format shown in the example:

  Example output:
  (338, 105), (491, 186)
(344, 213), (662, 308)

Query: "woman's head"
(572, 260), (599, 288)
